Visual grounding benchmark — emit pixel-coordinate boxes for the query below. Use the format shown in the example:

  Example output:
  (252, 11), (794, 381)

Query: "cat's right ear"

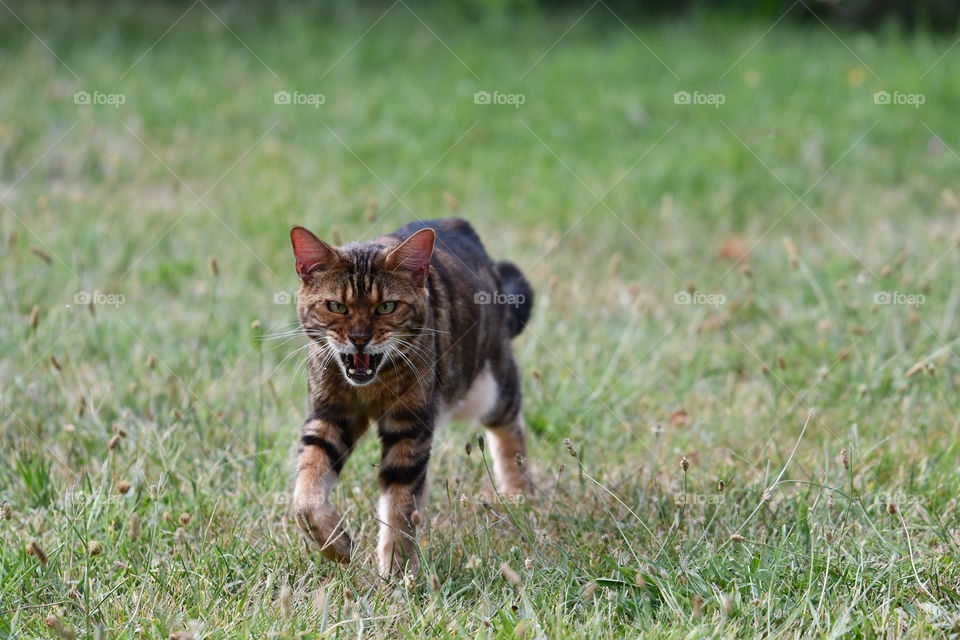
(290, 226), (340, 280)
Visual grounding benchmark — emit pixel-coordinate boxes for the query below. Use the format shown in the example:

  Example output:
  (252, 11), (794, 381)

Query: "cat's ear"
(384, 228), (435, 286)
(290, 226), (340, 280)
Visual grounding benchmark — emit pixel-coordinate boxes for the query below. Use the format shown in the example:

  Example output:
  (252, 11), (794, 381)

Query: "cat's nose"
(348, 332), (371, 349)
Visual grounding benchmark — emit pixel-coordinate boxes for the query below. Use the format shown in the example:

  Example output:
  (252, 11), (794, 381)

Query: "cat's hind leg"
(480, 355), (533, 498)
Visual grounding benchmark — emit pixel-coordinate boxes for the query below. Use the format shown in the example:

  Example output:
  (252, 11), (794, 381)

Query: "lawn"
(2, 2), (960, 637)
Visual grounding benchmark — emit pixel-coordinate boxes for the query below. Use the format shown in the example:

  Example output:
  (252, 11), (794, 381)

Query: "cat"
(288, 218), (534, 576)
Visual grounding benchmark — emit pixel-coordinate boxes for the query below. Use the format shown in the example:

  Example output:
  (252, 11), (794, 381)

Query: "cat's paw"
(377, 540), (419, 578)
(292, 490), (352, 563)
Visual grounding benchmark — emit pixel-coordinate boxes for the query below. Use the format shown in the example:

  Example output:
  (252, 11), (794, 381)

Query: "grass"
(2, 1), (960, 637)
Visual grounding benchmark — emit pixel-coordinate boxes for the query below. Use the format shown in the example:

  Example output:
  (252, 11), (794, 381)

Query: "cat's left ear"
(384, 228), (435, 286)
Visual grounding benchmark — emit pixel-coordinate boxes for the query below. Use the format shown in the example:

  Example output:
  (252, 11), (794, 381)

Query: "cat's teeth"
(365, 369), (372, 375)
(348, 368), (356, 374)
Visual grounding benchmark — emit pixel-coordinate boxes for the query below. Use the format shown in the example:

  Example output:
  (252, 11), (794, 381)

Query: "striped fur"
(289, 218), (533, 575)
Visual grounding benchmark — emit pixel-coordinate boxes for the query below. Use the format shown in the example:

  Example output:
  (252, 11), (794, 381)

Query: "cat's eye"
(327, 301), (349, 314)
(375, 301), (397, 315)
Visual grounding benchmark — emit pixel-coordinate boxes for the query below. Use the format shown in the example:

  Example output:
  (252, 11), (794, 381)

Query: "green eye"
(375, 301), (397, 315)
(327, 301), (348, 314)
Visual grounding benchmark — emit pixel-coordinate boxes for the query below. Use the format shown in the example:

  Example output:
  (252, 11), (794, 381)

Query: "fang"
(365, 369), (372, 375)
(348, 368), (356, 374)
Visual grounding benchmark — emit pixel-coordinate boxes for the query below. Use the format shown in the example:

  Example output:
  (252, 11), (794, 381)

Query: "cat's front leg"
(292, 409), (361, 562)
(376, 407), (433, 576)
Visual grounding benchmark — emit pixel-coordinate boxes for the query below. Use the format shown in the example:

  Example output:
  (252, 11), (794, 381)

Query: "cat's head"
(289, 225), (435, 387)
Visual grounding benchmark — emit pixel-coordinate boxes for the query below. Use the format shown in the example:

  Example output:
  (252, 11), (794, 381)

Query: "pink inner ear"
(290, 226), (338, 278)
(385, 228), (435, 284)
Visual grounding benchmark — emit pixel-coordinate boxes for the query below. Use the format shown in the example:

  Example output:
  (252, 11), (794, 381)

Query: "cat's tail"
(496, 261), (534, 338)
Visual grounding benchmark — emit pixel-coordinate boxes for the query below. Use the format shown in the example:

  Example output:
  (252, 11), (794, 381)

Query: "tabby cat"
(288, 218), (534, 576)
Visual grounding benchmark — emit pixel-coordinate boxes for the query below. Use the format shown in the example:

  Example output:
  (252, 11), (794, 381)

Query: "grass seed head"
(278, 583), (292, 617)
(117, 481), (131, 495)
(30, 246), (53, 264)
(443, 191), (459, 212)
(887, 502), (898, 515)
(27, 540), (48, 565)
(563, 438), (578, 459)
(209, 257), (219, 277)
(179, 512), (191, 525)
(465, 441), (472, 457)
(108, 434), (121, 450)
(762, 488), (772, 502)
(311, 587), (328, 614)
(721, 593), (734, 615)
(44, 615), (76, 640)
(28, 304), (40, 328)
(500, 562), (522, 587)
(782, 237), (798, 269)
(692, 594), (703, 617)
(840, 448), (849, 469)
(680, 456), (690, 472)
(168, 621), (200, 640)
(718, 480), (726, 492)
(129, 514), (141, 541)
(50, 354), (62, 372)
(1, 500), (10, 520)
(88, 541), (103, 556)
(730, 533), (746, 543)
(581, 582), (597, 602)
(364, 197), (377, 221)
(477, 434), (484, 452)
(524, 557), (533, 571)
(146, 353), (157, 369)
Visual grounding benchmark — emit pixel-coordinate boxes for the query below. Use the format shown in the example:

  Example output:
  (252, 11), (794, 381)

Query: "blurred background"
(2, 1), (959, 635)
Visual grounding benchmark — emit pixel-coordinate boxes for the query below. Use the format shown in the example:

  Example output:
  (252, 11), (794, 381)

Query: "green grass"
(2, 2), (960, 637)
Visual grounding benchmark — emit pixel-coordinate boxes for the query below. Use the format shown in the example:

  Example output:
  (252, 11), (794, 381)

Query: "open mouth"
(339, 352), (384, 384)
